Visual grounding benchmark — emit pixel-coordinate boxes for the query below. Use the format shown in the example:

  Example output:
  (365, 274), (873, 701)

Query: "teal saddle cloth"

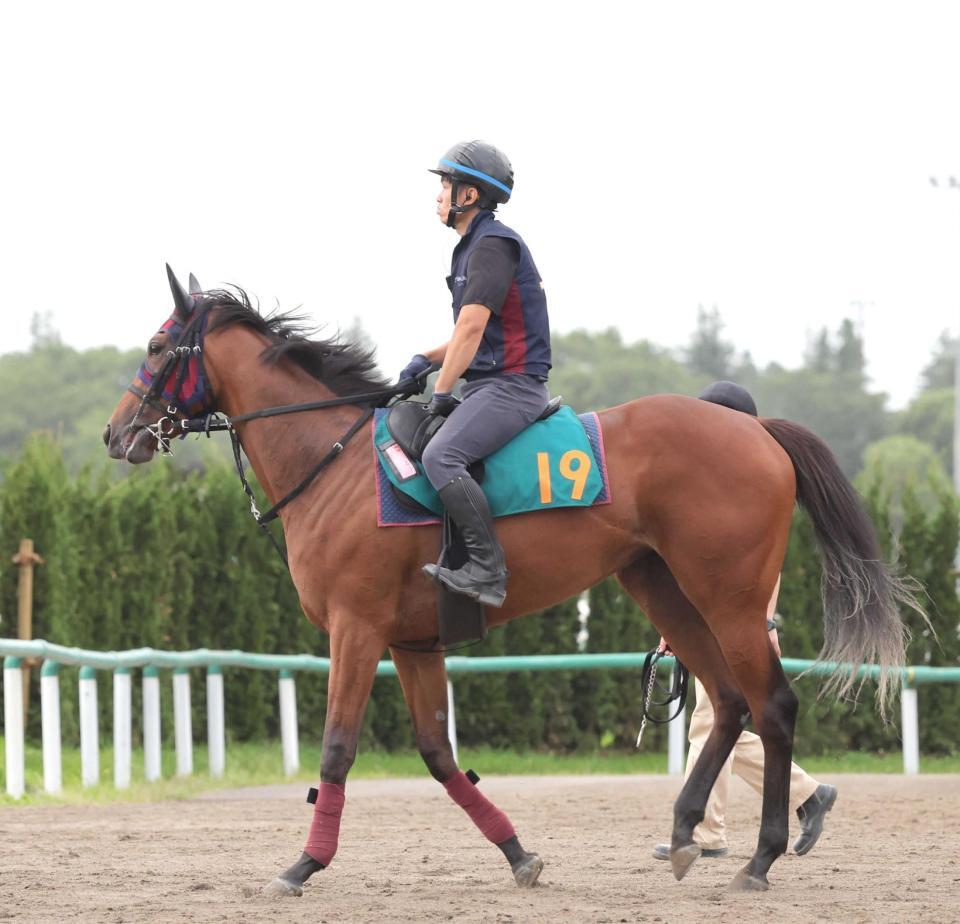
(373, 405), (610, 525)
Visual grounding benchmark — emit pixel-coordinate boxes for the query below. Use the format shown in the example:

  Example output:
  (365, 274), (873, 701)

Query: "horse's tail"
(760, 418), (925, 717)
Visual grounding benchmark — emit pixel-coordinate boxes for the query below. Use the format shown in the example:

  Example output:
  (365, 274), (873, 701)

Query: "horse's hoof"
(512, 853), (544, 888)
(670, 843), (702, 881)
(729, 868), (769, 892)
(264, 877), (303, 898)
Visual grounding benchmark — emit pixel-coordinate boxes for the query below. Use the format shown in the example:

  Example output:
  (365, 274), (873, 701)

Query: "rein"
(129, 298), (429, 566)
(181, 383), (422, 567)
(224, 405), (375, 566)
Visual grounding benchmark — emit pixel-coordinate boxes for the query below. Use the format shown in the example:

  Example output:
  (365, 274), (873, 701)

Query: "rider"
(399, 140), (552, 607)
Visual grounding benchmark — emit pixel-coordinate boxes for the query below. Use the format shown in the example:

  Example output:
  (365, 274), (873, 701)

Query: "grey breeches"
(421, 374), (550, 489)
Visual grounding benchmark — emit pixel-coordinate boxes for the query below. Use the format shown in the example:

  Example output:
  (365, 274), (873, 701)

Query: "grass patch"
(1, 738), (957, 807)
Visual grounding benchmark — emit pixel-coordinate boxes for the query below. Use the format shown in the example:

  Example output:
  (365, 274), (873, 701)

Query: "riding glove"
(398, 354), (432, 387)
(428, 391), (459, 417)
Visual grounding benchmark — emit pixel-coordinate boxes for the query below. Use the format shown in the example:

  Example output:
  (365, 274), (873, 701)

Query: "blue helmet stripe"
(439, 159), (512, 196)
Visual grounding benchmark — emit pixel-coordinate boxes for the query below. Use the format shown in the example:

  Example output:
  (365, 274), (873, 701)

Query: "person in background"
(653, 581), (838, 860)
(653, 380), (838, 861)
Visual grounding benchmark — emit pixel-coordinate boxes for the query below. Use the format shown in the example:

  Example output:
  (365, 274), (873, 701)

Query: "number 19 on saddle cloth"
(373, 406), (611, 527)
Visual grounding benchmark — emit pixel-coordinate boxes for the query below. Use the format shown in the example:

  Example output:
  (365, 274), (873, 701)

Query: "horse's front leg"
(390, 645), (544, 887)
(267, 623), (384, 897)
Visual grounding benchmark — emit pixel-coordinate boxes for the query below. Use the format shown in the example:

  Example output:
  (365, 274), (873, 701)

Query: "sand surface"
(1, 773), (958, 922)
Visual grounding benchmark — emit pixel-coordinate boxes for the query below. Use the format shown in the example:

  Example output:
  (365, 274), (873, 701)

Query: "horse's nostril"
(102, 424), (111, 446)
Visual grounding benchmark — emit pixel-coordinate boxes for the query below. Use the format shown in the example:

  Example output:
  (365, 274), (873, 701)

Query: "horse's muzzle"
(103, 422), (128, 460)
(103, 420), (155, 462)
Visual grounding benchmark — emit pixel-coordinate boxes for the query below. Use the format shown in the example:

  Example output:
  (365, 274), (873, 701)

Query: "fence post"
(12, 538), (43, 729)
(113, 668), (132, 789)
(446, 678), (459, 765)
(278, 670), (299, 776)
(901, 679), (920, 775)
(79, 666), (99, 788)
(206, 666), (226, 778)
(173, 668), (193, 777)
(3, 656), (25, 799)
(41, 660), (62, 794)
(142, 666), (162, 782)
(667, 669), (686, 776)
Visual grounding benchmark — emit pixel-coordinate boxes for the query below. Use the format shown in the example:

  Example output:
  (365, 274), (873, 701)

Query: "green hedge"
(1, 434), (958, 757)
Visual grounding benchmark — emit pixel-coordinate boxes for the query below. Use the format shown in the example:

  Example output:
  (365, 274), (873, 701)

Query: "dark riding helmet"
(698, 380), (759, 417)
(429, 141), (514, 222)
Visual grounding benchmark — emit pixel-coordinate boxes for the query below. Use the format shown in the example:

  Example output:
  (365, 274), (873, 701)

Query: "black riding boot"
(422, 477), (509, 607)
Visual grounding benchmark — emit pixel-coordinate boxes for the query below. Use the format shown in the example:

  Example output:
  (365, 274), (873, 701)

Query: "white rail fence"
(2, 641), (956, 799)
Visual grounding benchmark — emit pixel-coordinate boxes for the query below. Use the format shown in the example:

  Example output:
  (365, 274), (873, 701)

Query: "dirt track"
(1, 773), (958, 923)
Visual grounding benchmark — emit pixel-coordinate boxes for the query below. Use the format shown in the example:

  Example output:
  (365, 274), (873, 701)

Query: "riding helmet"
(429, 140), (514, 207)
(698, 380), (759, 417)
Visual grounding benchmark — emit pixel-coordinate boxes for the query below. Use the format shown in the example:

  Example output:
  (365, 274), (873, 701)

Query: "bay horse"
(104, 269), (919, 895)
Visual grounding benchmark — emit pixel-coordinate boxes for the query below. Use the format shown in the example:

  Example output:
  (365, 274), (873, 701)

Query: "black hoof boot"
(497, 835), (544, 888)
(265, 852), (324, 898)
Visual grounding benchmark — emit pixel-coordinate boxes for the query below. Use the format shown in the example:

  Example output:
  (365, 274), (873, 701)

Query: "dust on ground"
(1, 773), (958, 923)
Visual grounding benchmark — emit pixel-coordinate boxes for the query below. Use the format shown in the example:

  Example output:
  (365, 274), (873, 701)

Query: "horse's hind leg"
(712, 626), (797, 891)
(617, 554), (750, 882)
(389, 645), (544, 888)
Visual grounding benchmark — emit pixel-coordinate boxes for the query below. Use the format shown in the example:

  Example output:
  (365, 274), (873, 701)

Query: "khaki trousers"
(686, 678), (819, 850)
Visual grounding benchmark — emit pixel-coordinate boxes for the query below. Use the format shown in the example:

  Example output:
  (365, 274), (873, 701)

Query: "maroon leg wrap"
(304, 782), (345, 866)
(444, 770), (515, 844)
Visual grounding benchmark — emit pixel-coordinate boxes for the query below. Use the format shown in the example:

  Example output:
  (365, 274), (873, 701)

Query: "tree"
(857, 435), (951, 527)
(684, 306), (736, 380)
(549, 328), (701, 412)
(920, 331), (955, 392)
(752, 367), (888, 477)
(835, 319), (867, 383)
(29, 312), (62, 348)
(0, 337), (232, 474)
(895, 388), (952, 471)
(804, 329), (833, 374)
(803, 319), (866, 382)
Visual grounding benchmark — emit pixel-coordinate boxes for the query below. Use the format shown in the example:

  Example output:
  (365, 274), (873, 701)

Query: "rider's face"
(436, 177), (477, 225)
(436, 177), (453, 224)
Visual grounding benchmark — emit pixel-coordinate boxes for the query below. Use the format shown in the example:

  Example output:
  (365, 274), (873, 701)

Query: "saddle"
(385, 395), (563, 648)
(386, 395), (563, 462)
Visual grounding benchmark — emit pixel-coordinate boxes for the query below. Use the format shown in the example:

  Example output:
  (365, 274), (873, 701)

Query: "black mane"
(202, 288), (388, 396)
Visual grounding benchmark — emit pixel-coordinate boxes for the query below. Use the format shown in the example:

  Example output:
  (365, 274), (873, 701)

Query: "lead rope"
(635, 652), (661, 748)
(635, 649), (690, 748)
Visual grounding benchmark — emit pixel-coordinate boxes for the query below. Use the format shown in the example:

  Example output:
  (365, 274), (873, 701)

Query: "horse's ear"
(188, 273), (203, 296)
(166, 263), (194, 319)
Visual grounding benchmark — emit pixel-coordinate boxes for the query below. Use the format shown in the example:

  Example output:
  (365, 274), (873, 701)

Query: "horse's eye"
(148, 342), (162, 356)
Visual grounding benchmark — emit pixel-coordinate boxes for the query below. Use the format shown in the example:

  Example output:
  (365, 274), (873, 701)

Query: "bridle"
(125, 297), (428, 564)
(125, 305), (212, 455)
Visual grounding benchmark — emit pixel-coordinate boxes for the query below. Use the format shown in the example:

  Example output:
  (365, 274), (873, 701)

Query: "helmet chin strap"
(446, 180), (477, 228)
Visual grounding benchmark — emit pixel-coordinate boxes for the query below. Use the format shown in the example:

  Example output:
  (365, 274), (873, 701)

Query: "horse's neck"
(208, 328), (365, 514)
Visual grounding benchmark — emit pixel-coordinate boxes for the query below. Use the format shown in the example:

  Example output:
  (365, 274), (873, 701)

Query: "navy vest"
(448, 210), (552, 381)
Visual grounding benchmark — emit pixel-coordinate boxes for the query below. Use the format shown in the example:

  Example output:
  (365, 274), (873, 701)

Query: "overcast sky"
(2, 1), (959, 409)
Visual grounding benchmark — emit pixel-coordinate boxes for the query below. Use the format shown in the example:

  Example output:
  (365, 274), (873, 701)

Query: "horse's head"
(104, 265), (215, 464)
